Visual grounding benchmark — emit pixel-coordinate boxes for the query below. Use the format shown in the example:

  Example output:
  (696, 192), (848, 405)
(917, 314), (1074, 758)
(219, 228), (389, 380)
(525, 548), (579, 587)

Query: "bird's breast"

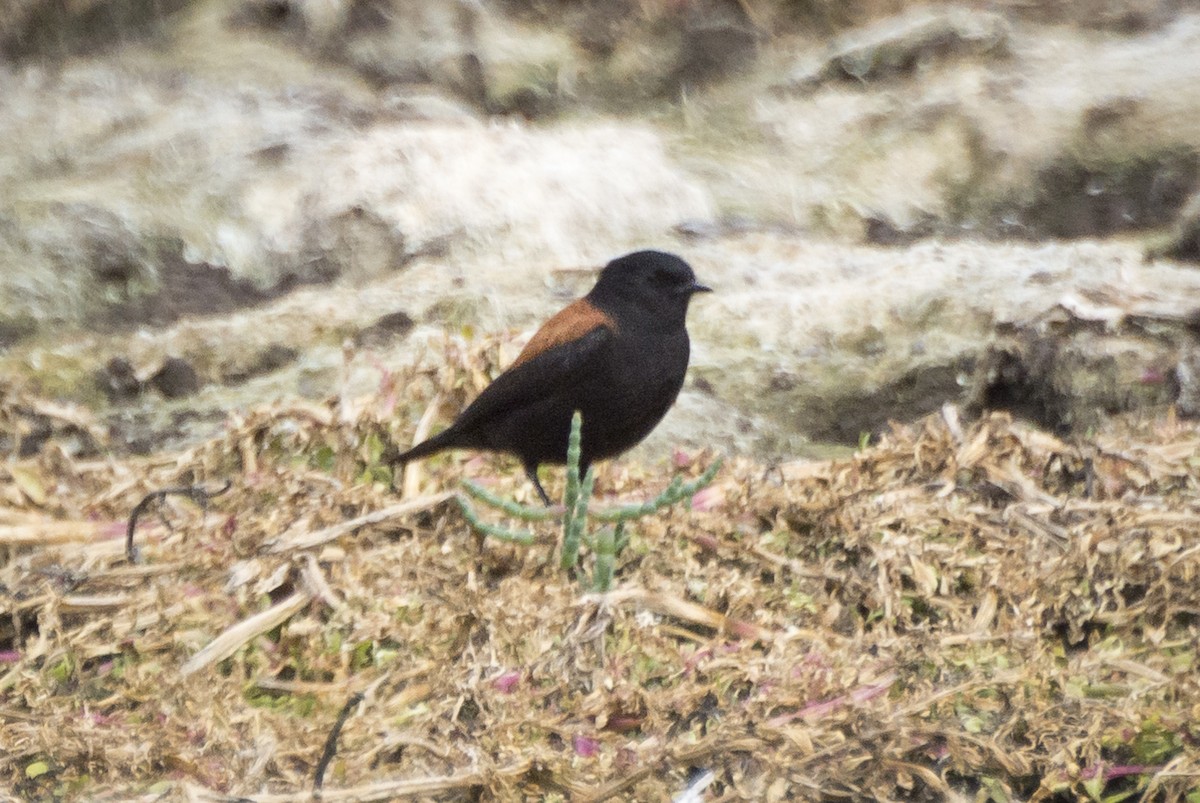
(578, 328), (689, 442)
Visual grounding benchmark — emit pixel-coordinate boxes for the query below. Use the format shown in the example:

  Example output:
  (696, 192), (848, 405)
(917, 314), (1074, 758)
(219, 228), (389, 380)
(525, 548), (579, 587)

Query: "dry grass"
(2, 339), (1199, 801)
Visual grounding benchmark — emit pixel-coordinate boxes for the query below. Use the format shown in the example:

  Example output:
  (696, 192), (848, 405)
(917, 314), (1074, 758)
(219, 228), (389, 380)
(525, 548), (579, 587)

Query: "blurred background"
(3, 0), (1200, 463)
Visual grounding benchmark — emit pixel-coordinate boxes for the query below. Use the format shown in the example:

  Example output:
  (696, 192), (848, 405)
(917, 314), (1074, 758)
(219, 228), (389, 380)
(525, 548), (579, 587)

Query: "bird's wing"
(511, 298), (616, 368)
(449, 322), (614, 436)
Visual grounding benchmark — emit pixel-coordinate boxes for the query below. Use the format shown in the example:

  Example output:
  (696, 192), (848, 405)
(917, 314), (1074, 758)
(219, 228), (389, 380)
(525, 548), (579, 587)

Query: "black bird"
(394, 250), (710, 503)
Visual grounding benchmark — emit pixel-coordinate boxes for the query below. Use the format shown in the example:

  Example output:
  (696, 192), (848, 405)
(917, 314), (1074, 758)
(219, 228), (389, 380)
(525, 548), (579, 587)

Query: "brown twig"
(314, 692), (364, 792)
(267, 492), (454, 553)
(125, 480), (232, 561)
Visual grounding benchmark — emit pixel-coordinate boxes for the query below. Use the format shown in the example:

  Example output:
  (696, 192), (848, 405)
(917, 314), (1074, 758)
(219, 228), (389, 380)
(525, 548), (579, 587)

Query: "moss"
(423, 296), (483, 331)
(9, 347), (108, 408)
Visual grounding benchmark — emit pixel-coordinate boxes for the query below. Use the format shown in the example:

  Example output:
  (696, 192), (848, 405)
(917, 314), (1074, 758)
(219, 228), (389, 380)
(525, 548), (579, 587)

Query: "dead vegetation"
(2, 336), (1199, 801)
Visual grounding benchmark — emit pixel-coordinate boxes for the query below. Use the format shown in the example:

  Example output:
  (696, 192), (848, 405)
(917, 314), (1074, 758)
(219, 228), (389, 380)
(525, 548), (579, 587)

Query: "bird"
(393, 250), (711, 504)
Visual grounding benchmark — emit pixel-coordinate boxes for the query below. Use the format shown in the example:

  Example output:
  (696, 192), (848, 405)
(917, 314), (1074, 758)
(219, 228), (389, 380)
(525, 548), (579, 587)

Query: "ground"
(2, 339), (1198, 801)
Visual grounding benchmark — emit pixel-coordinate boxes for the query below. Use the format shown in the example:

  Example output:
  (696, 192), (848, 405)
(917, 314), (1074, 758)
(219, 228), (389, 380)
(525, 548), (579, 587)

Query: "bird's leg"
(525, 463), (553, 506)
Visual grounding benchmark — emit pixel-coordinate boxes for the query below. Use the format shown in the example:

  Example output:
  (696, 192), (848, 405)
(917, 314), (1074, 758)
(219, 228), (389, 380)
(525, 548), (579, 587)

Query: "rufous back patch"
(511, 298), (616, 367)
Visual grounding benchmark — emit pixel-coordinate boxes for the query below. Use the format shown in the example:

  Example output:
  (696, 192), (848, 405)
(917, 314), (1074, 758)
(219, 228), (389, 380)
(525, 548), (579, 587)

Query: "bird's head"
(588, 250), (711, 329)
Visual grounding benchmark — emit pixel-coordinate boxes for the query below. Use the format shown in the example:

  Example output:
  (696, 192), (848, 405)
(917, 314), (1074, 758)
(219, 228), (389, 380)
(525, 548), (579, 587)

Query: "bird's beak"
(689, 282), (712, 295)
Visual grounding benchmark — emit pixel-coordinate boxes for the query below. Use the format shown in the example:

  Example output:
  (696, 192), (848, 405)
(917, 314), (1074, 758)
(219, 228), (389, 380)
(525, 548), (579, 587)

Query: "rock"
(109, 249), (280, 329)
(96, 357), (142, 401)
(963, 304), (1186, 432)
(1000, 0), (1181, 33)
(999, 146), (1200, 239)
(746, 13), (1200, 240)
(782, 7), (1010, 92)
(229, 0), (491, 107)
(223, 344), (301, 385)
(671, 3), (760, 88)
(964, 337), (1072, 432)
(805, 358), (974, 445)
(1151, 191), (1200, 263)
(8, 1), (1200, 463)
(149, 357), (202, 399)
(0, 0), (189, 60)
(863, 213), (936, 245)
(678, 236), (1200, 459)
(0, 65), (709, 335)
(1177, 347), (1200, 416)
(356, 310), (415, 347)
(0, 315), (37, 349)
(1177, 311), (1200, 417)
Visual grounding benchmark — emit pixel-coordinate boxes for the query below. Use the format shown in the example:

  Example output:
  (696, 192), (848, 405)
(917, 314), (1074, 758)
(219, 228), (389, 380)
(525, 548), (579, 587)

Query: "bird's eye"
(652, 269), (674, 285)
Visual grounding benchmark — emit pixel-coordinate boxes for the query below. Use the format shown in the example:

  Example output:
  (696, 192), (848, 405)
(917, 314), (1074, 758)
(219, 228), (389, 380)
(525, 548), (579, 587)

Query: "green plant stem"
(460, 480), (561, 521)
(563, 467), (595, 569)
(591, 458), (723, 522)
(560, 412), (586, 568)
(456, 410), (722, 589)
(455, 495), (535, 545)
(590, 521), (625, 592)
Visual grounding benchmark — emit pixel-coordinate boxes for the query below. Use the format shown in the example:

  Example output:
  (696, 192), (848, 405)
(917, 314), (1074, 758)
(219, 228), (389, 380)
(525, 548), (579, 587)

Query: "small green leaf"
(351, 640), (373, 670)
(25, 761), (49, 779)
(48, 656), (73, 683)
(363, 432), (384, 464)
(311, 445), (336, 472)
(979, 776), (1010, 803)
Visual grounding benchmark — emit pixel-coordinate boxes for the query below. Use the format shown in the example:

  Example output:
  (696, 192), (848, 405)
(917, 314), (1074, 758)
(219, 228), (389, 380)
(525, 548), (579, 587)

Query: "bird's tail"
(390, 427), (460, 467)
